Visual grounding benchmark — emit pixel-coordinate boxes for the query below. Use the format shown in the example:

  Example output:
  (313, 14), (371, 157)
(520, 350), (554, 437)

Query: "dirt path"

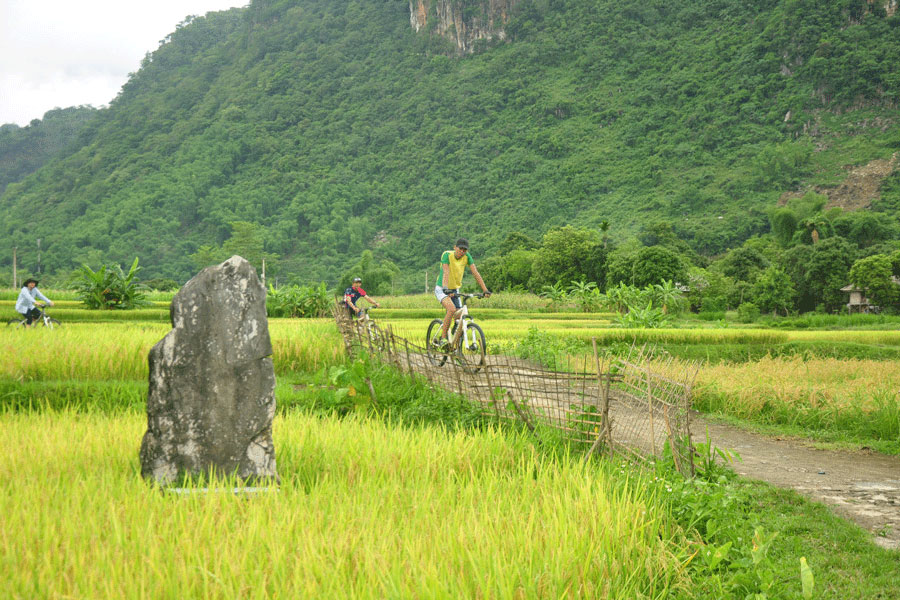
(694, 416), (900, 550)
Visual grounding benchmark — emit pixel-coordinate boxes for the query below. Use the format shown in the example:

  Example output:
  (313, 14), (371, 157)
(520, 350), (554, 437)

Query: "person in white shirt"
(15, 278), (53, 328)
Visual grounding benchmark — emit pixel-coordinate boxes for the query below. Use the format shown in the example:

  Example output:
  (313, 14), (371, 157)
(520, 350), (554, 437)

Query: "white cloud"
(0, 0), (247, 126)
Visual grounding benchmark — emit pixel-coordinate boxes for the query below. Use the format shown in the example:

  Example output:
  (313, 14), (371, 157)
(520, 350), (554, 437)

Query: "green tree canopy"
(769, 208), (799, 247)
(802, 236), (857, 311)
(478, 248), (536, 292)
(340, 250), (399, 296)
(530, 226), (607, 289)
(752, 266), (796, 316)
(497, 232), (540, 256)
(608, 245), (687, 289)
(718, 246), (769, 283)
(849, 254), (899, 311)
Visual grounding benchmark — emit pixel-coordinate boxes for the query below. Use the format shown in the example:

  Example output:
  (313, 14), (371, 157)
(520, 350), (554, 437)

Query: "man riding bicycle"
(15, 278), (54, 328)
(343, 277), (380, 319)
(433, 238), (490, 349)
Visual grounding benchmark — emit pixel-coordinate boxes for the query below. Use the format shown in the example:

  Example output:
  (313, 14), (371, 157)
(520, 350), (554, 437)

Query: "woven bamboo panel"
(334, 304), (696, 476)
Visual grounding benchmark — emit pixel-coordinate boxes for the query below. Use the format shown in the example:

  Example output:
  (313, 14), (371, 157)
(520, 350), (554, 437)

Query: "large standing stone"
(140, 256), (278, 485)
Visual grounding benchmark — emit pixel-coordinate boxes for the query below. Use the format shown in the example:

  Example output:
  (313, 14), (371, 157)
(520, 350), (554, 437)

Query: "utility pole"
(12, 246), (17, 289)
(261, 258), (266, 287)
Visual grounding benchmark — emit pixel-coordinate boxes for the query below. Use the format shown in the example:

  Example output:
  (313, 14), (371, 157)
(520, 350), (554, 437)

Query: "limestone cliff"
(409, 0), (519, 53)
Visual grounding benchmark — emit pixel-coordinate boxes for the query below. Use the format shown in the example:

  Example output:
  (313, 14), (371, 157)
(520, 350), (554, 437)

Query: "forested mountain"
(0, 106), (97, 196)
(1, 0), (898, 288)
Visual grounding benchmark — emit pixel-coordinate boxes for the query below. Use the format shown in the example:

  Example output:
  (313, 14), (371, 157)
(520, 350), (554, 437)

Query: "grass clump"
(646, 457), (900, 599)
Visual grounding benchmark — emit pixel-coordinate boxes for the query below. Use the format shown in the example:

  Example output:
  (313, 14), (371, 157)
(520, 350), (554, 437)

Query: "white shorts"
(434, 286), (461, 308)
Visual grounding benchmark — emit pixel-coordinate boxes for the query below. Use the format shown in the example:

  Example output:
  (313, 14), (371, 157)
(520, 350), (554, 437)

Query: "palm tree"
(599, 220), (610, 247)
(801, 216), (828, 245)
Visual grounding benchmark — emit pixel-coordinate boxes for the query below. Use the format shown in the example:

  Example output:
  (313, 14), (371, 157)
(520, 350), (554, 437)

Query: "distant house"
(840, 283), (870, 313)
(841, 277), (900, 313)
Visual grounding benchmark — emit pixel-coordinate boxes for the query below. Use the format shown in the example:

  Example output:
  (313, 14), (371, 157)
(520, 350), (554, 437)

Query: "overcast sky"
(0, 0), (248, 127)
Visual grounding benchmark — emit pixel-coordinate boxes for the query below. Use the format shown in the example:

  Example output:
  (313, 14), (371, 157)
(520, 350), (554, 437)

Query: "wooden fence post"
(587, 338), (611, 459)
(645, 363), (656, 456)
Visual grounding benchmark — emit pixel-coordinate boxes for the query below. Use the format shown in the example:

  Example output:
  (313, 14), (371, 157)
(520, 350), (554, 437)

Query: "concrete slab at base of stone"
(140, 255), (279, 486)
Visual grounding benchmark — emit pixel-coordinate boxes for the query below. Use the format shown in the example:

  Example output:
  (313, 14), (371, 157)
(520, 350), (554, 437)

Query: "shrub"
(267, 282), (331, 318)
(737, 302), (760, 323)
(142, 278), (180, 292)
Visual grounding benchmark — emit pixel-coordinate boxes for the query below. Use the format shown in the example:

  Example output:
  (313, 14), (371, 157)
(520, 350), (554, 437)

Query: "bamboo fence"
(335, 305), (696, 476)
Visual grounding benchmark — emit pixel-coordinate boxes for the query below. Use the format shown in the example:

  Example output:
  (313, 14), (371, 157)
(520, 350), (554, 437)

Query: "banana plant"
(73, 257), (147, 309)
(566, 280), (598, 312)
(614, 301), (670, 328)
(540, 282), (568, 312)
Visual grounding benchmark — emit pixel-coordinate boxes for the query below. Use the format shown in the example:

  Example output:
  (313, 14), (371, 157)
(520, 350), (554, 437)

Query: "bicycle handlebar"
(357, 307), (378, 319)
(443, 291), (490, 307)
(442, 290), (489, 298)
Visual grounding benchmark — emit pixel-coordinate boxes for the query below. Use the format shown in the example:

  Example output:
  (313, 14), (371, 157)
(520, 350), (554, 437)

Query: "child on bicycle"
(433, 238), (490, 349)
(15, 278), (54, 328)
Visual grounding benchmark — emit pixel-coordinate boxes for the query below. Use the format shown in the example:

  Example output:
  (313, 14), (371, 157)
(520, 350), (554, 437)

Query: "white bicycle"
(426, 292), (487, 374)
(6, 306), (60, 329)
(355, 307), (384, 350)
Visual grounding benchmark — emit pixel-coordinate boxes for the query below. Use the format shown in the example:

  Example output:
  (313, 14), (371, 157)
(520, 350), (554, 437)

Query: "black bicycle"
(6, 306), (60, 329)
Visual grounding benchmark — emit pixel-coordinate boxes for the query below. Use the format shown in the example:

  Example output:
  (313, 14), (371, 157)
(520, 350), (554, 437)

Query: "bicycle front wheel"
(366, 321), (384, 351)
(457, 320), (486, 374)
(43, 318), (61, 330)
(425, 319), (447, 367)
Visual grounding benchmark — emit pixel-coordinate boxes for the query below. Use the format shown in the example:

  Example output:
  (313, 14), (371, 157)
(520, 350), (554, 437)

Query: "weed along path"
(694, 417), (900, 550)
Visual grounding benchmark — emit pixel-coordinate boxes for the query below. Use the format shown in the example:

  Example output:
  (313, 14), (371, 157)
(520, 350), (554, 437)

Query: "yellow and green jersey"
(436, 250), (474, 289)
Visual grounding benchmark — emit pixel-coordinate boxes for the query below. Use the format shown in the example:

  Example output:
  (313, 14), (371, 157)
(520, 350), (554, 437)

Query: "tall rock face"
(140, 255), (278, 486)
(409, 0), (519, 53)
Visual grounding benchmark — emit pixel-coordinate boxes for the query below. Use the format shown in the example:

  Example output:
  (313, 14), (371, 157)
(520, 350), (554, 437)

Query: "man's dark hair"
(455, 238), (469, 250)
(23, 278), (39, 286)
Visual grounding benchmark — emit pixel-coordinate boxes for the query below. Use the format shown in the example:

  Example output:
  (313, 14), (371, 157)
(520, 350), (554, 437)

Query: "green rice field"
(0, 411), (695, 598)
(4, 303), (899, 452)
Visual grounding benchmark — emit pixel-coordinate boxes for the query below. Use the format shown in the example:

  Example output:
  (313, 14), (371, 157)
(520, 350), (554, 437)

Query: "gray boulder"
(140, 255), (278, 485)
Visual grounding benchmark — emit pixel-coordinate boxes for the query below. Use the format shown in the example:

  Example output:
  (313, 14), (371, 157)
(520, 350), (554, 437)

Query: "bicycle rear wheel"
(425, 319), (447, 367)
(6, 318), (24, 328)
(457, 319), (486, 374)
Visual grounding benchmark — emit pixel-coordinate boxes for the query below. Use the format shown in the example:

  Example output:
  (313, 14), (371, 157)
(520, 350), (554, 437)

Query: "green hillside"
(0, 106), (97, 196)
(1, 0), (898, 287)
